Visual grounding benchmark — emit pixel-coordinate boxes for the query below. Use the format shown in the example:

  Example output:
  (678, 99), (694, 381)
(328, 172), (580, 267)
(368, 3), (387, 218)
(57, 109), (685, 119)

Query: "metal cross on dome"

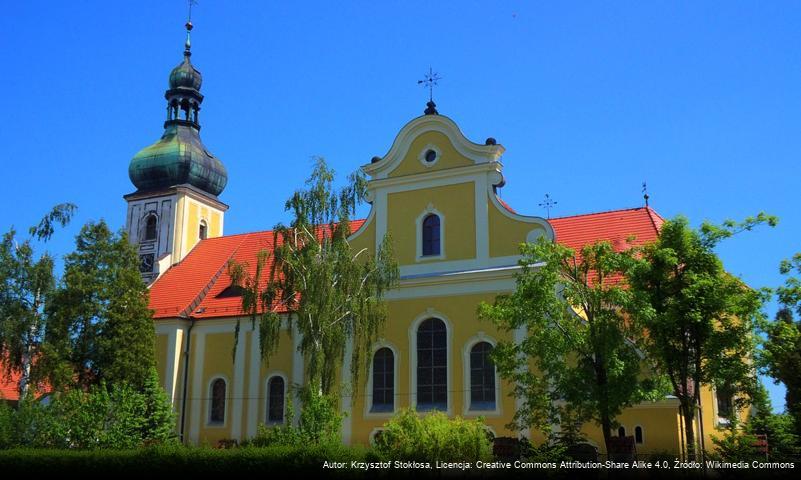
(187, 0), (198, 22)
(418, 67), (442, 103)
(538, 194), (558, 219)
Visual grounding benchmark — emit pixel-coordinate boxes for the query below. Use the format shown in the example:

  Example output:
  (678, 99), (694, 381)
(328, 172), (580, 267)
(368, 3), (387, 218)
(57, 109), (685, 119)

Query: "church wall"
(197, 332), (236, 445)
(487, 199), (549, 258)
(387, 131), (474, 178)
(155, 334), (168, 390)
(387, 182), (476, 265)
(348, 291), (517, 445)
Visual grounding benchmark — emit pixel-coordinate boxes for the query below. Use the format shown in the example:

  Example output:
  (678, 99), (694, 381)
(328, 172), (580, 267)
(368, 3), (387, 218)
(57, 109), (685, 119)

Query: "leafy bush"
(245, 389), (343, 448)
(0, 369), (176, 449)
(373, 408), (492, 462)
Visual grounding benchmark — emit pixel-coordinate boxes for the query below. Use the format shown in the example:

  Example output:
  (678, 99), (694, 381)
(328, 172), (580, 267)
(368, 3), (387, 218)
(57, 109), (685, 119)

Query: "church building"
(126, 22), (732, 454)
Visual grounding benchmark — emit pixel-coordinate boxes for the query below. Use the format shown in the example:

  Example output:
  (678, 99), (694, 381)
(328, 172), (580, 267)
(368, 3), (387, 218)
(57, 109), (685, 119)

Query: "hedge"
(0, 445), (381, 475)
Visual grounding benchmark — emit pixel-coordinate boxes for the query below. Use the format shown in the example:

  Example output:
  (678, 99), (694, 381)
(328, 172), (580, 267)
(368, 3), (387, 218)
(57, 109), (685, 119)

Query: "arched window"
(267, 376), (285, 423)
(209, 378), (226, 425)
(469, 342), (496, 410)
(618, 426), (626, 438)
(417, 318), (447, 411)
(421, 214), (440, 256)
(199, 220), (208, 240)
(635, 426), (643, 444)
(371, 348), (394, 412)
(144, 214), (157, 241)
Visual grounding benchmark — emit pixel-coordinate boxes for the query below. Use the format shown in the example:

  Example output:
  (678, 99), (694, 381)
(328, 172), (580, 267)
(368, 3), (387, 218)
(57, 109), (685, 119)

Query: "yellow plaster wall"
(254, 329), (295, 426)
(388, 131), (473, 178)
(387, 182), (476, 265)
(198, 332), (236, 445)
(349, 292), (517, 445)
(155, 334), (168, 389)
(348, 216), (376, 257)
(488, 202), (548, 258)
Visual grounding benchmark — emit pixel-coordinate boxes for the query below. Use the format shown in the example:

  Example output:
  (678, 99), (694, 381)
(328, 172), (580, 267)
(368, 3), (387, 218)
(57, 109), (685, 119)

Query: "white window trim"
(417, 144), (442, 168)
(206, 374), (229, 428)
(617, 425), (627, 438)
(634, 425), (644, 445)
(265, 372), (288, 425)
(462, 333), (502, 417)
(416, 205), (445, 262)
(409, 309), (453, 414)
(364, 341), (400, 419)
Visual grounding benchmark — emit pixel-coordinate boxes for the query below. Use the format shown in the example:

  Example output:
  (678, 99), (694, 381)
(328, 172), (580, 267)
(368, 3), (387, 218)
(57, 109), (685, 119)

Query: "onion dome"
(128, 21), (227, 197)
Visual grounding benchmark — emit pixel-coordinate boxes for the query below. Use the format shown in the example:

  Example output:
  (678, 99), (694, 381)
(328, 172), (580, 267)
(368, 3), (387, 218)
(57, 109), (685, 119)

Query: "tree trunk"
(680, 400), (697, 460)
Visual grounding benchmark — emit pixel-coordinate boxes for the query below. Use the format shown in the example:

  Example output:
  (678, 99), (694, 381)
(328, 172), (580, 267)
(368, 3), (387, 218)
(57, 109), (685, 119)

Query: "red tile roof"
(149, 208), (663, 320)
(150, 220), (366, 319)
(550, 207), (663, 253)
(0, 368), (20, 401)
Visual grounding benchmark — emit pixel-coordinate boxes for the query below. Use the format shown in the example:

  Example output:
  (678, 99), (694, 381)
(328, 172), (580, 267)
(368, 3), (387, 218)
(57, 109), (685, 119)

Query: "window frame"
(462, 335), (501, 416)
(415, 207), (445, 261)
(370, 347), (395, 414)
(412, 316), (450, 413)
(265, 374), (287, 425)
(207, 376), (228, 427)
(143, 213), (158, 242)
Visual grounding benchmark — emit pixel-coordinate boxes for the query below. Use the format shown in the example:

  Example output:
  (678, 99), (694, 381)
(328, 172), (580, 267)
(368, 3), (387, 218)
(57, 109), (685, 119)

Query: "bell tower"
(124, 20), (228, 283)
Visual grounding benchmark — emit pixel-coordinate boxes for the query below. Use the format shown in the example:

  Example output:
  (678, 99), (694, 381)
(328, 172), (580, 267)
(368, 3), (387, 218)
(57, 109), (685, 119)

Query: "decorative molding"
(362, 115), (504, 180)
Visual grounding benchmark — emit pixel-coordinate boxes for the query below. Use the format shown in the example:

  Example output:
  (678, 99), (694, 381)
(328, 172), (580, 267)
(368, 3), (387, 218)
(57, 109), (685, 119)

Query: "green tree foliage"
(712, 382), (800, 461)
(42, 221), (155, 391)
(228, 158), (398, 395)
(246, 389), (343, 448)
(777, 253), (801, 316)
(479, 238), (665, 454)
(627, 214), (775, 459)
(0, 378), (176, 449)
(762, 308), (801, 437)
(0, 203), (75, 398)
(373, 409), (493, 462)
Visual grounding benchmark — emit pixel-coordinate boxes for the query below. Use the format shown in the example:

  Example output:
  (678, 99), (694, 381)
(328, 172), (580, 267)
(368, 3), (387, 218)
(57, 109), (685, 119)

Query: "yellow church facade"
(140, 112), (730, 455)
(125, 22), (734, 456)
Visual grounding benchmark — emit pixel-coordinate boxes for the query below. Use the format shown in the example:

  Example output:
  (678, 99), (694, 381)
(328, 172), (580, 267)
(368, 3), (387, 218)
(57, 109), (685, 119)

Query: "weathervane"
(418, 67), (442, 115)
(642, 181), (650, 207)
(538, 194), (558, 219)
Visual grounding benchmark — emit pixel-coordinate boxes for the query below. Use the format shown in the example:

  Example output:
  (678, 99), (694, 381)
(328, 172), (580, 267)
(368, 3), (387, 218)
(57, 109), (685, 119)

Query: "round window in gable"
(424, 149), (438, 163)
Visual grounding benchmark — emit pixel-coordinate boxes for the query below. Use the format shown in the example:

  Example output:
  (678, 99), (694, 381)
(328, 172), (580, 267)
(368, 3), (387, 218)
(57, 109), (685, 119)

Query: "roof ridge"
(644, 206), (663, 233)
(178, 235), (250, 317)
(198, 218), (369, 242)
(550, 206), (650, 221)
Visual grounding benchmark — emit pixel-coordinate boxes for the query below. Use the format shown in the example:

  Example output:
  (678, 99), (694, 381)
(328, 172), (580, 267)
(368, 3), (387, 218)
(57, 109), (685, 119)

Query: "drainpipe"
(179, 316), (196, 443)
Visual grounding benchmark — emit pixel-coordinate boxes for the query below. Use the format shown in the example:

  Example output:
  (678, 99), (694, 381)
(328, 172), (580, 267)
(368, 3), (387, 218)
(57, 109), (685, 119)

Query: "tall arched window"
(470, 342), (496, 410)
(144, 214), (158, 241)
(267, 376), (285, 423)
(371, 348), (394, 412)
(417, 318), (447, 411)
(209, 378), (226, 425)
(421, 214), (440, 256)
(618, 426), (626, 438)
(634, 426), (643, 444)
(199, 220), (208, 240)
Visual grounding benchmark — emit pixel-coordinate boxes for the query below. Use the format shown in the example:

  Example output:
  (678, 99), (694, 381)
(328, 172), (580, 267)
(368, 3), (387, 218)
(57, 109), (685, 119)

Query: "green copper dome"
(129, 124), (227, 196)
(128, 21), (227, 197)
(169, 56), (202, 90)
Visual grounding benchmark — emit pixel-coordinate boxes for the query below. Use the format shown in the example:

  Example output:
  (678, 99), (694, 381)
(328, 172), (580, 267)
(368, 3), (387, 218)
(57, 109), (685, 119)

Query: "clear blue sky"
(1, 1), (798, 411)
